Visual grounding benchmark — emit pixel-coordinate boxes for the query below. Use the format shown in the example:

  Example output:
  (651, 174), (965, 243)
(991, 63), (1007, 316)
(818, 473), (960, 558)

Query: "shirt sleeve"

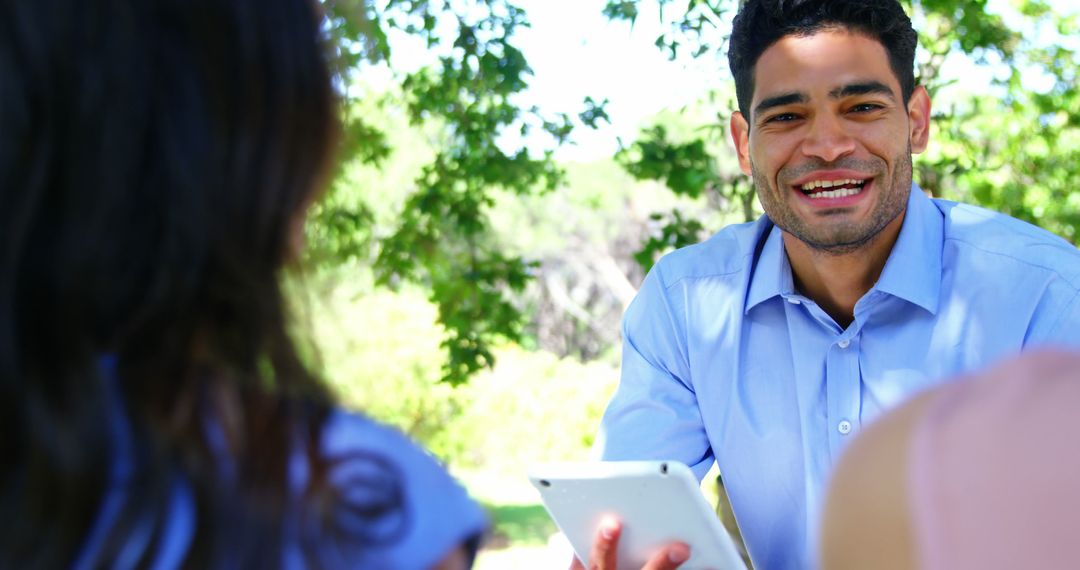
(303, 410), (488, 569)
(594, 266), (715, 481)
(1025, 286), (1080, 348)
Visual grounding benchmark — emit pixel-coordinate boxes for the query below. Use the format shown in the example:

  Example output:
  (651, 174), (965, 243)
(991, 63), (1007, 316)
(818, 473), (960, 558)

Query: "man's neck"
(782, 212), (906, 329)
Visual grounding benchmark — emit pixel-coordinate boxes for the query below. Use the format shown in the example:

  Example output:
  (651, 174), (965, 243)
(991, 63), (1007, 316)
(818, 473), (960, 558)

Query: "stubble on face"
(752, 147), (913, 256)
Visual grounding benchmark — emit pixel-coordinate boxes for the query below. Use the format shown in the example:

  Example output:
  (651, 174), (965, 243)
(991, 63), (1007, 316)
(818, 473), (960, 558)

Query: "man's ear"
(907, 86), (931, 154)
(730, 112), (752, 175)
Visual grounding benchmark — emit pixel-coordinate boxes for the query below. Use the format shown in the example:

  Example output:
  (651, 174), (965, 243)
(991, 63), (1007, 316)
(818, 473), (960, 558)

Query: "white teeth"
(808, 187), (862, 199)
(800, 178), (865, 191)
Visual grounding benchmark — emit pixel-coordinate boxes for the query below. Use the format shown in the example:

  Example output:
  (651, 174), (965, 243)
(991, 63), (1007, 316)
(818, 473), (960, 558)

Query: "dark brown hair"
(728, 0), (919, 119)
(0, 0), (391, 566)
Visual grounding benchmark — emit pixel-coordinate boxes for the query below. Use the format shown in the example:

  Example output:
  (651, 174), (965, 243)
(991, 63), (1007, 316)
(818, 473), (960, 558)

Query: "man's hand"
(568, 518), (690, 570)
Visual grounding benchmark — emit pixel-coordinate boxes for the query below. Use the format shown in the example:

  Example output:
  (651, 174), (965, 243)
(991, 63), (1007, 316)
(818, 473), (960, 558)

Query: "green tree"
(313, 0), (608, 384)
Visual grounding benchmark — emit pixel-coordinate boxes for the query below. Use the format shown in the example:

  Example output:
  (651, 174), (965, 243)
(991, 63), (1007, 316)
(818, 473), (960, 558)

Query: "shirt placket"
(825, 331), (862, 456)
(786, 296), (865, 459)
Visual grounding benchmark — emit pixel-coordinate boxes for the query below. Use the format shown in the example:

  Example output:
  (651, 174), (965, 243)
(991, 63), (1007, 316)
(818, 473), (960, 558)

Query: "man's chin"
(792, 227), (878, 255)
(805, 239), (875, 256)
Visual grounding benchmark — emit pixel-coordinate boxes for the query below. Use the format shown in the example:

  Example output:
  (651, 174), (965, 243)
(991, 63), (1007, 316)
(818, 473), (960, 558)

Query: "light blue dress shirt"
(596, 185), (1080, 569)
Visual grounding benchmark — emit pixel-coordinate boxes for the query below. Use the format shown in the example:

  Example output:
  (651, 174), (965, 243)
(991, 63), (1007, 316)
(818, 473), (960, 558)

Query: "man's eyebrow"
(829, 81), (896, 100)
(753, 92), (807, 119)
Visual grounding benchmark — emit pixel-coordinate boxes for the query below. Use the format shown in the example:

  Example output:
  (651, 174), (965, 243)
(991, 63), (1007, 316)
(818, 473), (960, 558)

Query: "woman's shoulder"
(820, 349), (1080, 570)
(905, 349), (1080, 569)
(318, 408), (435, 462)
(290, 407), (488, 569)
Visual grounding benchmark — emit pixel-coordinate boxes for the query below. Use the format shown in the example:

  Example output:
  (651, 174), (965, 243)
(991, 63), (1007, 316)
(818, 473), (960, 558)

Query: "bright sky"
(507, 0), (1080, 162)
(367, 0), (729, 162)
(374, 0), (1079, 164)
(503, 0), (729, 162)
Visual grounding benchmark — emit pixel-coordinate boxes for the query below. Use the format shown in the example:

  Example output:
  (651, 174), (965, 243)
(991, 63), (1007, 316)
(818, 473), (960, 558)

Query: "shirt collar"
(745, 223), (793, 313)
(745, 183), (943, 315)
(872, 183), (943, 314)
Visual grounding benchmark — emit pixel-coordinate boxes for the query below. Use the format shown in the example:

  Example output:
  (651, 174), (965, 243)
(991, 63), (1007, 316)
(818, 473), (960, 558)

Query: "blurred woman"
(820, 349), (1080, 569)
(0, 0), (485, 567)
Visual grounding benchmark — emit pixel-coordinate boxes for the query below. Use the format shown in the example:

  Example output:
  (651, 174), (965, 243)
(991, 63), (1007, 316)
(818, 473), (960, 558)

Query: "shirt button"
(837, 339), (851, 349)
(838, 420), (853, 435)
(787, 298), (801, 305)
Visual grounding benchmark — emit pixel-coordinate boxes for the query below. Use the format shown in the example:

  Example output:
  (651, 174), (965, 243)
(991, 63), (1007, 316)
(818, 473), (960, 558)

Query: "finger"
(568, 557), (585, 570)
(642, 542), (690, 570)
(587, 516), (621, 570)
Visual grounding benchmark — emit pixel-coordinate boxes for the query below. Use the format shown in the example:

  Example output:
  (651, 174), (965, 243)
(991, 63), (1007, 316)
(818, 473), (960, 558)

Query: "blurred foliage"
(315, 0), (610, 384)
(634, 210), (706, 273)
(606, 0), (1080, 253)
(920, 22), (1080, 241)
(307, 281), (618, 470)
(603, 0), (729, 60)
(487, 159), (721, 358)
(310, 283), (465, 444)
(621, 125), (716, 199)
(616, 116), (758, 268)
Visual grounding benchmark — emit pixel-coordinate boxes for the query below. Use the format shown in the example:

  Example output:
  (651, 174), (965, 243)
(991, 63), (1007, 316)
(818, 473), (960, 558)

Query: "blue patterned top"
(75, 358), (487, 569)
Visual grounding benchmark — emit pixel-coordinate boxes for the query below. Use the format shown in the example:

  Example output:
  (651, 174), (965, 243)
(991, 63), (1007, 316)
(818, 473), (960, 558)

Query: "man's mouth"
(797, 178), (868, 200)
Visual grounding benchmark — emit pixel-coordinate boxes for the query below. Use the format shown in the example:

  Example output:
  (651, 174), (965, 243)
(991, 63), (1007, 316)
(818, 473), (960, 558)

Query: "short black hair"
(728, 0), (918, 120)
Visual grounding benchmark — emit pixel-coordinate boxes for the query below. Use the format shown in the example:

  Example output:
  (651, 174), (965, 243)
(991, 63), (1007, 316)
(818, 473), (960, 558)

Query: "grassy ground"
(456, 468), (570, 568)
(481, 503), (556, 549)
(473, 509), (570, 570)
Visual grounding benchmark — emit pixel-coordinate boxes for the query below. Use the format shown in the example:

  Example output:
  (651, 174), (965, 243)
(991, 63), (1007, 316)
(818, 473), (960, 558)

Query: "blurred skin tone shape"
(820, 349), (1080, 569)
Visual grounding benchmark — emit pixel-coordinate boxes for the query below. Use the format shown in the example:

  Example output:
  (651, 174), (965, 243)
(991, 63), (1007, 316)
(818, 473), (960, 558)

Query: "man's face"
(730, 29), (930, 254)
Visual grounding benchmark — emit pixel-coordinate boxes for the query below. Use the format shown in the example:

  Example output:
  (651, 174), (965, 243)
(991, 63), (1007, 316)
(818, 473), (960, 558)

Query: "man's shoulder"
(933, 198), (1080, 284)
(650, 216), (770, 288)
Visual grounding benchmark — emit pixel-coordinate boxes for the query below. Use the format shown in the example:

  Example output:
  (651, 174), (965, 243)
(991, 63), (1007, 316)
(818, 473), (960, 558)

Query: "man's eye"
(850, 103), (883, 113)
(764, 113), (798, 124)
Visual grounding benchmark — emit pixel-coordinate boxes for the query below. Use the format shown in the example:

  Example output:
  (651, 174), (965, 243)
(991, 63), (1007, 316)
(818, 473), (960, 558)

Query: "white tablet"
(528, 461), (747, 570)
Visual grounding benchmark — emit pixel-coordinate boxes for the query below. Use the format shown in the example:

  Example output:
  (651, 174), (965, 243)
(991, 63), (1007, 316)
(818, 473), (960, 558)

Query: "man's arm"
(1025, 285), (1080, 347)
(595, 268), (714, 478)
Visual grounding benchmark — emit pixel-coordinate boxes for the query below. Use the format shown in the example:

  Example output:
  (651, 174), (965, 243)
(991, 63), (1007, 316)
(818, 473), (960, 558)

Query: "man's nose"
(800, 114), (856, 163)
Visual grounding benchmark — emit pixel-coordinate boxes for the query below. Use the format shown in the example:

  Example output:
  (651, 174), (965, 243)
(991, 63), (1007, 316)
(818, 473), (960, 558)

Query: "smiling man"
(591, 1), (1080, 569)
(732, 26), (929, 331)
